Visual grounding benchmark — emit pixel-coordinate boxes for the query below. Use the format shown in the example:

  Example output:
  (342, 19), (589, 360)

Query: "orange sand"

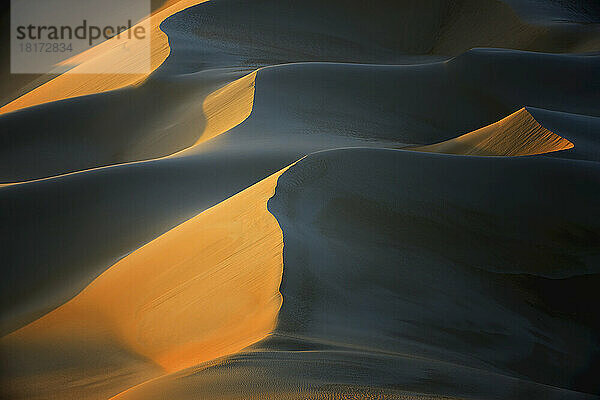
(194, 71), (258, 145)
(0, 69), (259, 187)
(2, 165), (291, 399)
(0, 0), (210, 115)
(411, 108), (574, 156)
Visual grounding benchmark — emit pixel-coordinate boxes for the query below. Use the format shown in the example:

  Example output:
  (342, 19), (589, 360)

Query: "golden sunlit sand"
(0, 0), (209, 115)
(193, 71), (258, 146)
(0, 68), (258, 187)
(1, 0), (599, 398)
(411, 107), (574, 156)
(1, 165), (291, 399)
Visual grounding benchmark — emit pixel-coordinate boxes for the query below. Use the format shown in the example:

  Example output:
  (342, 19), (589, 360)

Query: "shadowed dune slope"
(1, 50), (598, 183)
(0, 68), (255, 183)
(109, 148), (600, 399)
(527, 107), (600, 162)
(1, 166), (290, 400)
(3, 0), (599, 116)
(1, 0), (599, 398)
(2, 54), (599, 334)
(500, 0), (600, 24)
(445, 49), (600, 120)
(411, 107), (574, 156)
(162, 0), (599, 71)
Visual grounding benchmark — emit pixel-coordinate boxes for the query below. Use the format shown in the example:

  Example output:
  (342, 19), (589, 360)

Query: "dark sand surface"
(1, 1), (599, 399)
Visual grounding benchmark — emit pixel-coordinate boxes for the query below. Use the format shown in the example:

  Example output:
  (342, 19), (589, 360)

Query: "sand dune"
(2, 49), (598, 183)
(0, 1), (179, 107)
(3, 0), (598, 116)
(6, 148), (599, 399)
(194, 53), (599, 154)
(100, 148), (600, 399)
(1, 1), (599, 397)
(0, 0), (209, 116)
(162, 0), (599, 71)
(0, 68), (255, 183)
(3, 54), (599, 333)
(527, 107), (600, 162)
(411, 107), (574, 156)
(1, 165), (290, 399)
(191, 70), (257, 146)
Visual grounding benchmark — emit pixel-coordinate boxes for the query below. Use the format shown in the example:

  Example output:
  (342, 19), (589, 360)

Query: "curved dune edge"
(0, 0), (209, 116)
(180, 69), (258, 149)
(410, 107), (574, 156)
(195, 70), (257, 145)
(0, 70), (258, 187)
(1, 164), (292, 399)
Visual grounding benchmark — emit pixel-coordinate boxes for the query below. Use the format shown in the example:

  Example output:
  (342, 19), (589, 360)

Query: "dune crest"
(411, 107), (574, 156)
(1, 165), (291, 399)
(0, 0), (209, 115)
(191, 70), (257, 147)
(98, 148), (600, 400)
(0, 69), (258, 186)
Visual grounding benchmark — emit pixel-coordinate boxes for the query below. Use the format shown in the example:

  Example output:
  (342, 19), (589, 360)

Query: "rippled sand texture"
(1, 0), (600, 399)
(193, 71), (257, 145)
(2, 167), (289, 399)
(411, 107), (574, 156)
(106, 148), (600, 400)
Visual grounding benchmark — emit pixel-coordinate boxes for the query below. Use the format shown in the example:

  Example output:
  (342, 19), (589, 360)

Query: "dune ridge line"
(410, 107), (574, 156)
(1, 163), (295, 399)
(0, 0), (210, 115)
(0, 69), (258, 187)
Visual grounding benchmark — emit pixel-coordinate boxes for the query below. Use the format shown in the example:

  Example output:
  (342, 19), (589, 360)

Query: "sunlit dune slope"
(411, 107), (574, 156)
(2, 51), (598, 183)
(190, 70), (257, 146)
(1, 166), (290, 399)
(4, 0), (598, 115)
(0, 0), (209, 115)
(2, 56), (598, 335)
(0, 69), (257, 184)
(189, 54), (599, 152)
(108, 148), (600, 400)
(525, 107), (600, 162)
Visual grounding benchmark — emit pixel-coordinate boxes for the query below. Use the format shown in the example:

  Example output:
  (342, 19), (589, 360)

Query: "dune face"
(1, 167), (288, 399)
(411, 107), (574, 156)
(3, 49), (598, 183)
(2, 0), (598, 115)
(525, 107), (600, 162)
(0, 69), (256, 184)
(99, 148), (600, 400)
(266, 150), (600, 396)
(161, 0), (598, 69)
(192, 70), (257, 146)
(0, 0), (210, 116)
(2, 0), (600, 399)
(501, 0), (600, 24)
